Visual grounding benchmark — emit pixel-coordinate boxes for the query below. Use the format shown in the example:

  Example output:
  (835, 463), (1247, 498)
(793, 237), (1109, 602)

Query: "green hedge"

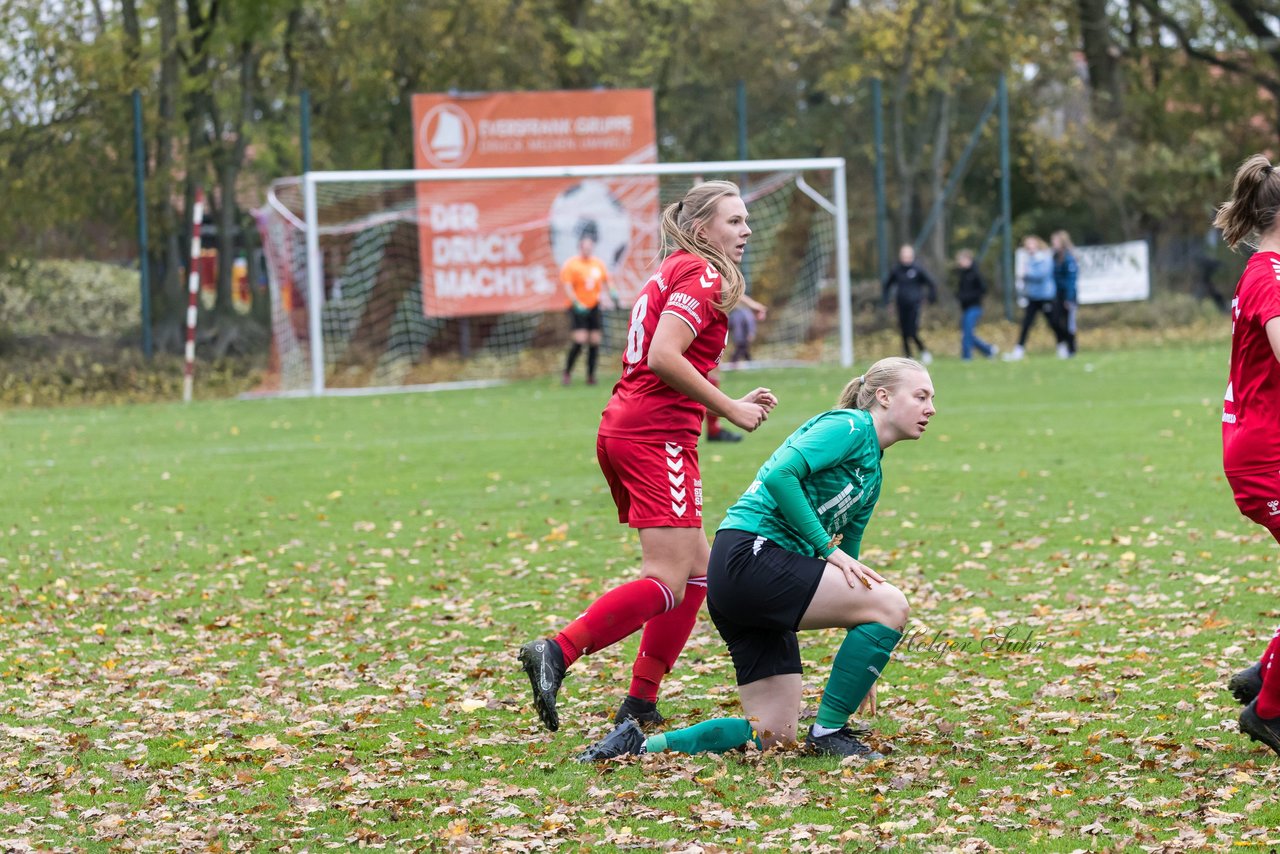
(0, 259), (140, 338)
(0, 348), (258, 407)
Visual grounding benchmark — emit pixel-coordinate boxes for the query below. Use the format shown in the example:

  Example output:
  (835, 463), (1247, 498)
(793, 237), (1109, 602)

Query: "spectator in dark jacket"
(954, 249), (997, 360)
(1051, 230), (1079, 357)
(882, 244), (937, 363)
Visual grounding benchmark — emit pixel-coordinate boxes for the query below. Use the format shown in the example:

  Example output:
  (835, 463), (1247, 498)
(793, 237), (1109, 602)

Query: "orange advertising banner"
(411, 89), (658, 318)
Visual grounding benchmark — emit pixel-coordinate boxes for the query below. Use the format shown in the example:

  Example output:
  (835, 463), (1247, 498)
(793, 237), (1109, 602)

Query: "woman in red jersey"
(520, 180), (778, 733)
(1214, 155), (1280, 755)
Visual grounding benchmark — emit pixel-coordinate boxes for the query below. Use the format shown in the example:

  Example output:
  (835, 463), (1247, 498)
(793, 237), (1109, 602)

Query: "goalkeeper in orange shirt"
(561, 224), (621, 386)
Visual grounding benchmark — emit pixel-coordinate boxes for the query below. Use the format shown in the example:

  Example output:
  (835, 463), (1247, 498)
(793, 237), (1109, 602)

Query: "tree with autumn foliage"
(1, 0), (1277, 350)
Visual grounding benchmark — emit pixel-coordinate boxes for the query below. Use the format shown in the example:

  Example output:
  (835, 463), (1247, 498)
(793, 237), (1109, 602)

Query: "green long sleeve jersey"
(719, 408), (884, 559)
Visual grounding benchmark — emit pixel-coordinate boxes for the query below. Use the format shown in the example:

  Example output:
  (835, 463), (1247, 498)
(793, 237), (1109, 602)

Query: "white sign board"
(1076, 240), (1149, 304)
(1014, 240), (1150, 305)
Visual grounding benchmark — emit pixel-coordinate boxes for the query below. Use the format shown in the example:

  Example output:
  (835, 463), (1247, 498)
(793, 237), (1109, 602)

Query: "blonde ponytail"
(838, 357), (927, 410)
(1214, 154), (1280, 249)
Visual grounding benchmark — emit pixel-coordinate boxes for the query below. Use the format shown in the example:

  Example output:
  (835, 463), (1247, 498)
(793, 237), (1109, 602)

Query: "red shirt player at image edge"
(1223, 250), (1280, 475)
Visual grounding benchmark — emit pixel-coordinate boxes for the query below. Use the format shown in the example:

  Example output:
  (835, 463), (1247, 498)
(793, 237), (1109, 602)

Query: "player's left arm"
(881, 271), (896, 307)
(758, 448), (833, 557)
(768, 412), (870, 547)
(600, 262), (622, 310)
(920, 266), (938, 303)
(739, 293), (768, 320)
(648, 315), (774, 430)
(562, 264), (584, 311)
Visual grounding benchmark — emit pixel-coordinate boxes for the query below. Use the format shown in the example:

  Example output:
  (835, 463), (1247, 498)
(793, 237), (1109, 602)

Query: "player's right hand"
(741, 387), (778, 412)
(859, 684), (878, 717)
(826, 548), (884, 589)
(725, 399), (770, 432)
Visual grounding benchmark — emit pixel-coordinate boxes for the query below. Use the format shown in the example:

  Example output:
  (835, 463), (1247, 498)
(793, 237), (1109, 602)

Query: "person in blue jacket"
(1051, 230), (1079, 357)
(1005, 235), (1065, 361)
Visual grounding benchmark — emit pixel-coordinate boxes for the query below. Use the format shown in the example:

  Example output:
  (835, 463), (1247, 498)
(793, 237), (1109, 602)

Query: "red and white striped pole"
(182, 188), (204, 403)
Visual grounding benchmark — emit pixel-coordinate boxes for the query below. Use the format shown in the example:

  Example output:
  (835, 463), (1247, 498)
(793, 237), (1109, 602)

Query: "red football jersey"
(599, 250), (730, 443)
(1223, 251), (1280, 474)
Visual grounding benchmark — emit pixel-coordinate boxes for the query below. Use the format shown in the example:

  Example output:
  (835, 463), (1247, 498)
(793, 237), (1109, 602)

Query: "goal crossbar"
(293, 157), (852, 395)
(305, 157), (847, 184)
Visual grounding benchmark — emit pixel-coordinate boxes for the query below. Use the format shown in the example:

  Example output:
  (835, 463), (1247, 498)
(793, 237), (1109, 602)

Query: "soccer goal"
(255, 158), (851, 397)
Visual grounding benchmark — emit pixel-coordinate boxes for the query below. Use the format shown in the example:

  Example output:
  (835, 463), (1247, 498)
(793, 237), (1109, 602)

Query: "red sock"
(553, 577), (674, 667)
(628, 576), (708, 702)
(1256, 628), (1280, 718)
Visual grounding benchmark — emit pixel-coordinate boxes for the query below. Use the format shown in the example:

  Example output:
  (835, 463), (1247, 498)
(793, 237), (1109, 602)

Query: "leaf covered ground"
(2, 338), (1279, 852)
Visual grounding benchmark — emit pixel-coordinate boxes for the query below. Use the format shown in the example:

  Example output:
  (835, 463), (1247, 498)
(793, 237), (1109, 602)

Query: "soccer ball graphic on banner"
(548, 180), (632, 270)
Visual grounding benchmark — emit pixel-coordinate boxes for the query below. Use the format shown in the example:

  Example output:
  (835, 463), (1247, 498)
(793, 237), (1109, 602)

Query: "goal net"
(254, 159), (851, 396)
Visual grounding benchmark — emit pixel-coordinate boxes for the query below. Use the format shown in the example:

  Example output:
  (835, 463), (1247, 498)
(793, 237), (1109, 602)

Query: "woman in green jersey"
(579, 356), (935, 761)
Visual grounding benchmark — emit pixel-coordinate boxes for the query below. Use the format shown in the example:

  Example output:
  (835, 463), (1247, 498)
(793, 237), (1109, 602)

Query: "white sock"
(810, 723), (842, 738)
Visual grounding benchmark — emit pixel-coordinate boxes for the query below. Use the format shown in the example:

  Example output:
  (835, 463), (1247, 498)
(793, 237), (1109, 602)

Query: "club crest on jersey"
(699, 265), (720, 289)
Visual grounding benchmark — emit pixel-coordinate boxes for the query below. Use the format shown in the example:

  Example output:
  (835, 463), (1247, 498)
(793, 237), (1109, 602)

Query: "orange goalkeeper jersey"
(561, 255), (611, 309)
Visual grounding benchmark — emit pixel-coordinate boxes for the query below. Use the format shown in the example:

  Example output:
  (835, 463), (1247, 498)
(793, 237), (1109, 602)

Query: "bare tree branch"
(1133, 0), (1280, 92)
(1223, 0), (1279, 44)
(120, 0), (142, 64)
(1079, 0), (1124, 117)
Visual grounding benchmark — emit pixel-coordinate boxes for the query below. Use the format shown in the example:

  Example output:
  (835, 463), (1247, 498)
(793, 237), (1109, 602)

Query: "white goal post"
(259, 157), (852, 397)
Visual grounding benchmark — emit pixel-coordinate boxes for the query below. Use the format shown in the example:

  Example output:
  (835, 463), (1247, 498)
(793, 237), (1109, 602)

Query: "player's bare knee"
(857, 583), (908, 630)
(640, 569), (686, 607)
(880, 584), (910, 630)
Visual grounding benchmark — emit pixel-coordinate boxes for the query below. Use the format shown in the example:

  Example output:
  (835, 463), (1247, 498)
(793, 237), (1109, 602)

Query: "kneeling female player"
(579, 356), (934, 761)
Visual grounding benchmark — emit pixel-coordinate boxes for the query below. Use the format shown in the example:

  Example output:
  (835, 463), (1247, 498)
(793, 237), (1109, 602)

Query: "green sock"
(644, 717), (761, 755)
(815, 622), (902, 730)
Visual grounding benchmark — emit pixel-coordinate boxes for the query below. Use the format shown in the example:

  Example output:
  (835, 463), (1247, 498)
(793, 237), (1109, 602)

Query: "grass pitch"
(2, 340), (1278, 851)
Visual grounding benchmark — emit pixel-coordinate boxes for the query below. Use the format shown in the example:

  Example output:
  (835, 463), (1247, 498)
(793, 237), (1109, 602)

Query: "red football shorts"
(1227, 469), (1280, 544)
(597, 435), (703, 529)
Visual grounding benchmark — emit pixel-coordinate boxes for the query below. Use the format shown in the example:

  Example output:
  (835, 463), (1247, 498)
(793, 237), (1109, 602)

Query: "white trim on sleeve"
(660, 309), (700, 337)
